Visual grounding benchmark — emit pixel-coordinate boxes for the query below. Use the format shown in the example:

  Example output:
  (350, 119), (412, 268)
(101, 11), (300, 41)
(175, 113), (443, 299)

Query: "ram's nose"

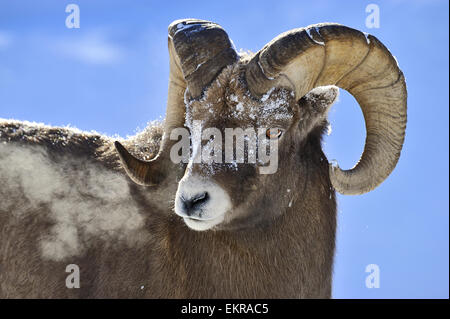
(180, 192), (209, 217)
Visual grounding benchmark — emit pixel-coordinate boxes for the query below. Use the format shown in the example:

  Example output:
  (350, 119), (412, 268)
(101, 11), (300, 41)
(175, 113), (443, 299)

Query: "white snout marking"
(175, 174), (232, 231)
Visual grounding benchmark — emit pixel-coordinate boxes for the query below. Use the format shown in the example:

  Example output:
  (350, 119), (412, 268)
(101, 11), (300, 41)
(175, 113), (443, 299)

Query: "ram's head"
(116, 19), (407, 231)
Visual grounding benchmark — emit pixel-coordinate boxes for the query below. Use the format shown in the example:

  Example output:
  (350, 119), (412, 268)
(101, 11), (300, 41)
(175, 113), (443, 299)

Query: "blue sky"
(0, 0), (448, 298)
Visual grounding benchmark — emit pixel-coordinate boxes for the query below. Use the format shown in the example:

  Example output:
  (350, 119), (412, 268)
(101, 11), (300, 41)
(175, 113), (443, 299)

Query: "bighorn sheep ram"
(0, 19), (407, 298)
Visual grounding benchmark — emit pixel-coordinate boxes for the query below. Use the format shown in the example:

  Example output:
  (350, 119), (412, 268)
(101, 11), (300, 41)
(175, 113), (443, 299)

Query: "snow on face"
(174, 65), (298, 230)
(183, 65), (296, 176)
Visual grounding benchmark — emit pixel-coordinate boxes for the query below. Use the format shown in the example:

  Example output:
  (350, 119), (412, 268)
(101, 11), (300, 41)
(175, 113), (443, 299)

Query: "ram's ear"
(300, 86), (339, 112)
(297, 86), (339, 134)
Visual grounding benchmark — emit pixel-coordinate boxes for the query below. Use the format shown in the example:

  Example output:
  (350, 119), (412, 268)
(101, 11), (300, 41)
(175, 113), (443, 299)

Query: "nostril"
(192, 192), (208, 204)
(181, 192), (209, 216)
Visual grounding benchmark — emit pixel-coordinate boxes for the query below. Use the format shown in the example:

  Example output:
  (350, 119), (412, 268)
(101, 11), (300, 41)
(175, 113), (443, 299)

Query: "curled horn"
(246, 23), (407, 195)
(116, 19), (238, 185)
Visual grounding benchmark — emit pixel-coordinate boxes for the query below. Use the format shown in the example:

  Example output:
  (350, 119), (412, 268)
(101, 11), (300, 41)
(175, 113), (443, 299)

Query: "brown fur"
(0, 61), (337, 297)
(175, 62), (338, 297)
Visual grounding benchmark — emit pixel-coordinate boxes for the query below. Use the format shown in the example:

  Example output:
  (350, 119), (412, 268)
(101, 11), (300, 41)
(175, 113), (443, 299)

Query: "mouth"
(182, 213), (220, 221)
(182, 214), (225, 231)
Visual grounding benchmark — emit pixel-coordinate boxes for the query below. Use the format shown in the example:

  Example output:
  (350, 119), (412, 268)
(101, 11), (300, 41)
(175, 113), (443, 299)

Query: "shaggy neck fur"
(158, 124), (336, 298)
(0, 118), (335, 298)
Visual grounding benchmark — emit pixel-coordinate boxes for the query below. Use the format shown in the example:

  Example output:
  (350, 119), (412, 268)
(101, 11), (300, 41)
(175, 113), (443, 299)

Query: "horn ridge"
(246, 23), (407, 195)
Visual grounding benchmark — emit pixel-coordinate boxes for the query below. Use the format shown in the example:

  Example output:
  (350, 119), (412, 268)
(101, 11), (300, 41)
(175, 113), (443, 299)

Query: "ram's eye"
(266, 128), (283, 139)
